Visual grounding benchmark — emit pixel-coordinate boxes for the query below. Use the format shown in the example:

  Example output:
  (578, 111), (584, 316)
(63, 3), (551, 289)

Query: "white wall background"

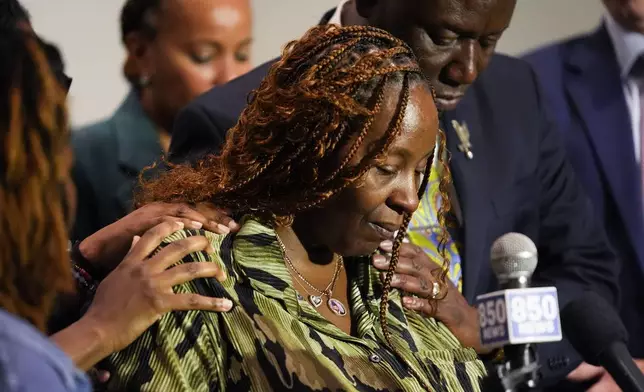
(21, 0), (605, 127)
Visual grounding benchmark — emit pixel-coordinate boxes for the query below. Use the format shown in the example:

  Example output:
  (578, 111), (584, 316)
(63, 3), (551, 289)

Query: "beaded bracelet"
(71, 263), (98, 296)
(69, 240), (99, 297)
(69, 241), (104, 280)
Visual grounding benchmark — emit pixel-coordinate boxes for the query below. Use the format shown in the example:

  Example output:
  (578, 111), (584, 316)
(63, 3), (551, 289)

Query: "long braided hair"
(0, 28), (72, 332)
(137, 24), (452, 387)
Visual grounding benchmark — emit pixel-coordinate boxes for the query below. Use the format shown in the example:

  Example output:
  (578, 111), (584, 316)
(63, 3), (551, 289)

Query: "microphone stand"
(481, 346), (542, 392)
(482, 361), (541, 392)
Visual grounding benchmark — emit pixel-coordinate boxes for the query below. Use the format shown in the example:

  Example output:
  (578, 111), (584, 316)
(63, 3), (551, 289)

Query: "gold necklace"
(275, 234), (347, 317)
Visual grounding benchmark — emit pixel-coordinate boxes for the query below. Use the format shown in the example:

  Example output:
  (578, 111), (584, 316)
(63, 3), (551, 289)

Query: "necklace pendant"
(327, 298), (347, 317)
(309, 295), (323, 308)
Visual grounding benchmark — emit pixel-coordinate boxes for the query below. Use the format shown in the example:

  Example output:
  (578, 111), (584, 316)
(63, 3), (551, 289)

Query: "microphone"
(561, 292), (644, 392)
(476, 233), (562, 391)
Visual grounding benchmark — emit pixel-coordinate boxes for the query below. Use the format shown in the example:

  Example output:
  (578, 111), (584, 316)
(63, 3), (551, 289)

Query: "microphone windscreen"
(561, 291), (628, 366)
(490, 232), (538, 281)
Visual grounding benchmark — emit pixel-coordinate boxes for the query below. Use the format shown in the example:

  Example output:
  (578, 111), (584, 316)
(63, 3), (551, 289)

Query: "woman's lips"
(368, 222), (397, 241)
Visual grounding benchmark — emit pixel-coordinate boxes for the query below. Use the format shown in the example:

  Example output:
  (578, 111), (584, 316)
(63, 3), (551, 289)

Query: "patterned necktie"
(407, 131), (463, 292)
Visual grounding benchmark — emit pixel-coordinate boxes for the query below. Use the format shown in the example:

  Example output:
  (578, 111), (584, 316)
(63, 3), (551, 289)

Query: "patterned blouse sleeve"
(102, 229), (229, 392)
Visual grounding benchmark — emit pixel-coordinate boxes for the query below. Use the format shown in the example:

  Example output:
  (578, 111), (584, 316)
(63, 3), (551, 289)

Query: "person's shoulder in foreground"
(102, 219), (487, 392)
(0, 309), (91, 392)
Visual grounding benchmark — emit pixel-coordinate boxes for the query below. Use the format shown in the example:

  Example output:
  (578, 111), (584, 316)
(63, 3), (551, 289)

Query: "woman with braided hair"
(105, 24), (486, 391)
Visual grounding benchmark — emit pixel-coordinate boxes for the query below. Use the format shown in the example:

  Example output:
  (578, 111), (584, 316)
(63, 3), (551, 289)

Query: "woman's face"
(130, 0), (252, 129)
(299, 81), (439, 257)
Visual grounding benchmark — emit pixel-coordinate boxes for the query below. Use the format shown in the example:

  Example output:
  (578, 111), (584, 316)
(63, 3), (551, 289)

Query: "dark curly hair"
(0, 28), (72, 332)
(137, 24), (452, 386)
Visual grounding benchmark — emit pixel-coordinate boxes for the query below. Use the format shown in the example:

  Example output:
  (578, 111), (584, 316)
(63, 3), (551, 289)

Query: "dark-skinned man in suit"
(168, 0), (620, 389)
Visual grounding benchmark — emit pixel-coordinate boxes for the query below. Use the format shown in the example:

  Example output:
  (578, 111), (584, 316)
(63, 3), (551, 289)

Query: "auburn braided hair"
(0, 28), (72, 332)
(137, 24), (452, 388)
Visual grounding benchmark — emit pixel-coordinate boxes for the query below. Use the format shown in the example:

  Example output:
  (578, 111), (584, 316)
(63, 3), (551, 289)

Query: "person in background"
(524, 0), (644, 390)
(0, 27), (233, 392)
(71, 0), (252, 242)
(168, 0), (620, 388)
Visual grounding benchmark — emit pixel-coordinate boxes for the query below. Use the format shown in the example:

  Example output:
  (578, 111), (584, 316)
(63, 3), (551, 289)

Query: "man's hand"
(372, 240), (486, 353)
(79, 202), (239, 275)
(567, 360), (644, 392)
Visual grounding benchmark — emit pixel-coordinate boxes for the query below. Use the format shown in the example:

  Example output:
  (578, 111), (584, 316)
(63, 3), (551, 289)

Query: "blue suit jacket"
(168, 12), (619, 386)
(524, 26), (644, 358)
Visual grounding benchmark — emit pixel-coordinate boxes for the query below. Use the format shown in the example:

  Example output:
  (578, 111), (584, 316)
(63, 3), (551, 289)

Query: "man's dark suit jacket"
(524, 26), (644, 358)
(168, 13), (619, 386)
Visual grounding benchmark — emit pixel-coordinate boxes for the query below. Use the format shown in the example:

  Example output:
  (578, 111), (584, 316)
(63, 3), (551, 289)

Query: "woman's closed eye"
(235, 50), (250, 62)
(376, 165), (398, 176)
(191, 51), (216, 64)
(190, 44), (219, 64)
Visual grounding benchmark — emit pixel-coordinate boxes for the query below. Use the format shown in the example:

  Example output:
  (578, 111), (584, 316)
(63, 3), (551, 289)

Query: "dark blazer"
(524, 26), (644, 358)
(71, 92), (164, 241)
(168, 13), (619, 386)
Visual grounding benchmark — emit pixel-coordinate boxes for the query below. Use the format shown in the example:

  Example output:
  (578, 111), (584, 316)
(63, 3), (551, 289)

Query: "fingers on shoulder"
(155, 228), (228, 270)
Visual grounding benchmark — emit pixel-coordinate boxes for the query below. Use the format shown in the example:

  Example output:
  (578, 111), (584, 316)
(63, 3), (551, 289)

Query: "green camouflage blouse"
(103, 219), (486, 391)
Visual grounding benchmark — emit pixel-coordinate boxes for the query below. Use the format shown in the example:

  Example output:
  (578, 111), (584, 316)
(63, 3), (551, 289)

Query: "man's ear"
(354, 0), (380, 19)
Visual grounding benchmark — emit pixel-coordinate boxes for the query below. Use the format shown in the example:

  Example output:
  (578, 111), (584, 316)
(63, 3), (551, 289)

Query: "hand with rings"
(372, 240), (489, 354)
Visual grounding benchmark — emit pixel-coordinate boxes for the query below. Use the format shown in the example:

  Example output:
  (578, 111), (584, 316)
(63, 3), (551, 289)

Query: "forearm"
(50, 315), (112, 371)
(49, 243), (100, 333)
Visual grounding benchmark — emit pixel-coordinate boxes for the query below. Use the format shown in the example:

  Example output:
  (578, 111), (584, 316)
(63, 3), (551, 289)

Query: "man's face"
(603, 0), (644, 33)
(357, 0), (517, 110)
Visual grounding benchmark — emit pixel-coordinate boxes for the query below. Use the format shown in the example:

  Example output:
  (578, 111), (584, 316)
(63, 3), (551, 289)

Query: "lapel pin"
(451, 120), (474, 160)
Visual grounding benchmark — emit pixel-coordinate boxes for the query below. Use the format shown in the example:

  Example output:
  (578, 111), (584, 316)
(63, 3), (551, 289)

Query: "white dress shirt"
(605, 13), (644, 163)
(328, 0), (349, 26)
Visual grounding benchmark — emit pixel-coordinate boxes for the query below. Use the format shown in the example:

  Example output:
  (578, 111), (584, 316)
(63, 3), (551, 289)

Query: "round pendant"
(327, 298), (347, 317)
(309, 295), (323, 308)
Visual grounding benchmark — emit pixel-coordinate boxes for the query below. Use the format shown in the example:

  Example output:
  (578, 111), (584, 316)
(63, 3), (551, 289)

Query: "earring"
(139, 74), (150, 88)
